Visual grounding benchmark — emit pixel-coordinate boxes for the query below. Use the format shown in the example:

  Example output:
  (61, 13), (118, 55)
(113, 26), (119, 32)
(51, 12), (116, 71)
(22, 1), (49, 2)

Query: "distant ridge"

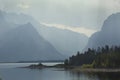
(39, 26), (88, 56)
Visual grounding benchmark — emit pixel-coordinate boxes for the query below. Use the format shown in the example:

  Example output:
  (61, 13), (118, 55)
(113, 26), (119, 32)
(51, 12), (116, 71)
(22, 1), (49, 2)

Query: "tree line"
(64, 45), (120, 68)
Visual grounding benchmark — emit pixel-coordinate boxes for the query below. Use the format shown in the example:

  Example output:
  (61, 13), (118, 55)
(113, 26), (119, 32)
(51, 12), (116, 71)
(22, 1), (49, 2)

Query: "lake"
(0, 63), (120, 80)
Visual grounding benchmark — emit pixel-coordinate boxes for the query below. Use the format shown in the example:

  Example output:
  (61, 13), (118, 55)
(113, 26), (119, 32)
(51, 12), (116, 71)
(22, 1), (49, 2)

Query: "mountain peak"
(0, 23), (64, 62)
(25, 22), (33, 26)
(16, 22), (38, 34)
(85, 13), (120, 49)
(19, 22), (34, 29)
(102, 12), (120, 31)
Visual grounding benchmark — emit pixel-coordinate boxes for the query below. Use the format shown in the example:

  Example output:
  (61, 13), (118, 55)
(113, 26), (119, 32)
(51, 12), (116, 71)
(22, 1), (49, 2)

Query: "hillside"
(0, 23), (64, 62)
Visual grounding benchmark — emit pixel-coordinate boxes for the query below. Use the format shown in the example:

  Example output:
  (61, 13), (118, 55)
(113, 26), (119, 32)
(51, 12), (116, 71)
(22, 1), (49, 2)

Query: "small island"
(23, 62), (65, 69)
(23, 63), (45, 69)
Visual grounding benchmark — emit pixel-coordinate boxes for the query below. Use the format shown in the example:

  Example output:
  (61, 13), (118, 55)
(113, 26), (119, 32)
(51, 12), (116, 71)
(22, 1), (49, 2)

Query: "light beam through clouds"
(41, 22), (97, 37)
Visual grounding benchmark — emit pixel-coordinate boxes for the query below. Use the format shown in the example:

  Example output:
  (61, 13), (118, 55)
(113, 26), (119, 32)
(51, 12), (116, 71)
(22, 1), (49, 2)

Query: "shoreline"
(71, 68), (120, 72)
(22, 63), (120, 72)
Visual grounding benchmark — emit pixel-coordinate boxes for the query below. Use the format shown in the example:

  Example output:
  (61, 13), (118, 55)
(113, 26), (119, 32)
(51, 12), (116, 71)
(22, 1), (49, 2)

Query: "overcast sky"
(0, 0), (120, 37)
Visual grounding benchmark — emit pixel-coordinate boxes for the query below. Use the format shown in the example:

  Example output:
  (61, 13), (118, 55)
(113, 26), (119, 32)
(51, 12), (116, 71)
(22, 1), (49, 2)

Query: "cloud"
(29, 0), (120, 30)
(17, 3), (30, 9)
(41, 22), (97, 37)
(1, 0), (120, 30)
(0, 0), (31, 12)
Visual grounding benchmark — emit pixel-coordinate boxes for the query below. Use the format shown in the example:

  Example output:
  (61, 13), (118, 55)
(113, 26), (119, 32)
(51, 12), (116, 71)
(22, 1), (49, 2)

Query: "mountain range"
(1, 10), (119, 61)
(0, 11), (64, 62)
(0, 10), (88, 56)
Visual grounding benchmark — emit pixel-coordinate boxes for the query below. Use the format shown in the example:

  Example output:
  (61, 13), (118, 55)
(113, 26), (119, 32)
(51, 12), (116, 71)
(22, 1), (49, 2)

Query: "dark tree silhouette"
(64, 45), (120, 68)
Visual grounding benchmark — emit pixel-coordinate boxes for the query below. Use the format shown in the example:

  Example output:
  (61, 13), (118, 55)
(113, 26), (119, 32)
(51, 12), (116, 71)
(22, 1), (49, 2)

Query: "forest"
(64, 45), (120, 68)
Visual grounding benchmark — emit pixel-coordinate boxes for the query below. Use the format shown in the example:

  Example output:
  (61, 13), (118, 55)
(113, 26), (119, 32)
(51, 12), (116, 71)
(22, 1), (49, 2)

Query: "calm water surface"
(0, 63), (120, 80)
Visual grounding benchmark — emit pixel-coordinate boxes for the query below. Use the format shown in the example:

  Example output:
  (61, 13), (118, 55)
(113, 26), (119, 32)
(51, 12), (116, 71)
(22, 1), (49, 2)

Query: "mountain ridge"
(0, 23), (64, 62)
(85, 13), (120, 49)
(39, 26), (88, 56)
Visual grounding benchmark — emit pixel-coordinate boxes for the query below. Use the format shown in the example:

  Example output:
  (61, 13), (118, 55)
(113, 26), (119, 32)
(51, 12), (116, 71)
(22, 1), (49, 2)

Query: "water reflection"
(69, 70), (120, 80)
(68, 71), (99, 80)
(94, 72), (120, 80)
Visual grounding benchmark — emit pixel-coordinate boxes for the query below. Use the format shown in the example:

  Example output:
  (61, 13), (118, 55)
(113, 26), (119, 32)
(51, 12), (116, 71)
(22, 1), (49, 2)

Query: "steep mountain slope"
(85, 13), (120, 49)
(0, 23), (64, 62)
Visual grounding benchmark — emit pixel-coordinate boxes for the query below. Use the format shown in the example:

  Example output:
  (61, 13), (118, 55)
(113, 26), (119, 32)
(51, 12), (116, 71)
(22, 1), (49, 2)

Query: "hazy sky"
(0, 0), (120, 37)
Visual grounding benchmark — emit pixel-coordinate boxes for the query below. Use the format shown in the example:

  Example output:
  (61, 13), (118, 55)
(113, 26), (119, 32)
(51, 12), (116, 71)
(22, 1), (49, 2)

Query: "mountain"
(1, 10), (40, 28)
(38, 26), (88, 56)
(0, 23), (64, 62)
(85, 13), (120, 49)
(0, 10), (88, 56)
